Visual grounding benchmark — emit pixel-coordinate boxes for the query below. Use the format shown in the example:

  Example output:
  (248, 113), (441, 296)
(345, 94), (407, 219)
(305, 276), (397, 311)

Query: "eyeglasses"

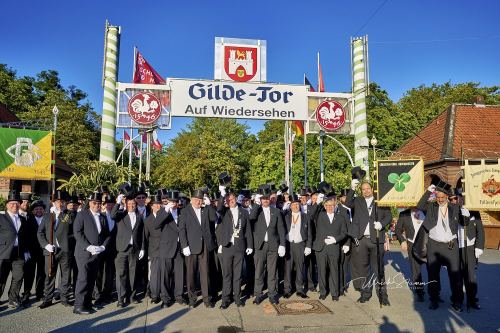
(136, 196), (146, 200)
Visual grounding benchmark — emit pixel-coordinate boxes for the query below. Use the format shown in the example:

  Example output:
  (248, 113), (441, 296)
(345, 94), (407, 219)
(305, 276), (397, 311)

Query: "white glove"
(98, 245), (105, 253)
(164, 202), (173, 213)
(342, 245), (350, 254)
(86, 245), (100, 255)
(278, 245), (286, 257)
(461, 208), (470, 217)
(218, 245), (223, 254)
(24, 252), (31, 262)
(324, 236), (336, 245)
(255, 194), (262, 205)
(138, 249), (145, 260)
(374, 221), (383, 231)
(203, 195), (211, 206)
(306, 198), (312, 205)
(317, 193), (324, 204)
(183, 246), (191, 257)
(45, 244), (55, 253)
(351, 179), (360, 190)
(475, 248), (483, 259)
(277, 190), (282, 196)
(219, 185), (226, 197)
(246, 248), (253, 255)
(282, 201), (291, 211)
(116, 194), (124, 204)
(427, 184), (436, 192)
(304, 247), (311, 256)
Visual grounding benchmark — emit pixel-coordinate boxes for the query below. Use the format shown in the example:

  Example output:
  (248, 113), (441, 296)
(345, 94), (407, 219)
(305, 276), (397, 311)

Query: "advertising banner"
(462, 159), (500, 210)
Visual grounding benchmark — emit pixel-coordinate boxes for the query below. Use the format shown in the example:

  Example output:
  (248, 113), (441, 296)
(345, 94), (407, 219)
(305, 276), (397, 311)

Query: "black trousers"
(23, 250), (45, 299)
(43, 251), (71, 302)
(94, 251), (116, 300)
(459, 245), (478, 303)
(185, 243), (211, 303)
(0, 249), (24, 302)
(304, 250), (317, 290)
(254, 242), (278, 298)
(149, 257), (161, 300)
(352, 237), (388, 300)
(74, 253), (101, 309)
(115, 246), (140, 301)
(426, 239), (463, 304)
(243, 253), (255, 295)
(407, 241), (424, 296)
(160, 245), (185, 302)
(316, 244), (341, 297)
(340, 247), (351, 293)
(221, 245), (244, 303)
(284, 242), (305, 294)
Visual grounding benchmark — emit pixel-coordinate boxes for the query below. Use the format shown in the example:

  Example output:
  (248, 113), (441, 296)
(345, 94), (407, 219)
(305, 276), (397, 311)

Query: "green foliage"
(0, 65), (100, 171)
(0, 196), (5, 212)
(57, 161), (133, 196)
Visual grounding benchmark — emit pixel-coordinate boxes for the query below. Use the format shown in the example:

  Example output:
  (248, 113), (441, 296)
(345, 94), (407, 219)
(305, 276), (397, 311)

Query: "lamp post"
(371, 134), (378, 169)
(319, 130), (325, 182)
(51, 105), (59, 195)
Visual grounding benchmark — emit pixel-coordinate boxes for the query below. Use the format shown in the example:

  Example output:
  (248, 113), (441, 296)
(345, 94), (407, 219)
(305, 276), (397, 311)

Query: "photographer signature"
(349, 273), (436, 290)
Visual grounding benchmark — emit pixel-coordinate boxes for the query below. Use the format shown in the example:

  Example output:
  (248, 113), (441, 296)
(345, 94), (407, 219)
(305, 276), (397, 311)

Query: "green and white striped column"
(352, 36), (369, 174)
(99, 20), (121, 162)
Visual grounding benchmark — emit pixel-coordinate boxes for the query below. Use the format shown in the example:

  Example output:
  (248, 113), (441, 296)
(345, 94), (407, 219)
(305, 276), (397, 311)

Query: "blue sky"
(1, 0), (499, 144)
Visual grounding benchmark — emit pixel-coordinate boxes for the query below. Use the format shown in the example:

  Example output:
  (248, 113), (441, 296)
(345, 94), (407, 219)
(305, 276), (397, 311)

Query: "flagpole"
(303, 73), (308, 187)
(284, 122), (289, 188)
(133, 46), (137, 82)
(139, 130), (143, 184)
(317, 51), (320, 92)
(289, 122), (294, 194)
(121, 129), (125, 166)
(146, 131), (151, 181)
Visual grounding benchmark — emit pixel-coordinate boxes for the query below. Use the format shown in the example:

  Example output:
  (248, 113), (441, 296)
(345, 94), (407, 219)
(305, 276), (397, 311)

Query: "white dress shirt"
(93, 212), (102, 234)
(263, 206), (271, 242)
(7, 212), (20, 246)
(429, 206), (455, 243)
(230, 206), (239, 244)
(193, 207), (202, 225)
(363, 197), (374, 236)
(128, 212), (136, 244)
(287, 212), (303, 243)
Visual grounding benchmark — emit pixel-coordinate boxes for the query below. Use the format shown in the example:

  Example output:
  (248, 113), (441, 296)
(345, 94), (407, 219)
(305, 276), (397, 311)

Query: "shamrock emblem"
(388, 173), (411, 192)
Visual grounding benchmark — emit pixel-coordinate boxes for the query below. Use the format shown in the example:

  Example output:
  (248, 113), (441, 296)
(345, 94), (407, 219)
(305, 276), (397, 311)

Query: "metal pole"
(303, 125), (308, 187)
(128, 128), (133, 182)
(138, 130), (143, 184)
(52, 105), (59, 194)
(319, 130), (325, 182)
(146, 131), (151, 181)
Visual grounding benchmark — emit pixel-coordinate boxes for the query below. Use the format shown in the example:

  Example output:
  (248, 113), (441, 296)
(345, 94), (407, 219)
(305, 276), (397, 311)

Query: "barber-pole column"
(99, 20), (121, 162)
(351, 36), (369, 173)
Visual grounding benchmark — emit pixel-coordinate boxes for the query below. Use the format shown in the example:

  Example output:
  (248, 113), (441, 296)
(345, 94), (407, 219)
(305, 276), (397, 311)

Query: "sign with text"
(169, 79), (308, 121)
(462, 159), (500, 210)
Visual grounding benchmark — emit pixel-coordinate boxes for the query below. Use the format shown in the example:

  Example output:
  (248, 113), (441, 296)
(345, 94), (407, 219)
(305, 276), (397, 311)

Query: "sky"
(1, 0), (499, 145)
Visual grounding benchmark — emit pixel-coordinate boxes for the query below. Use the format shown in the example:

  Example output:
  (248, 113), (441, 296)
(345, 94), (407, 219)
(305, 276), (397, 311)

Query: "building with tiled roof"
(397, 99), (500, 248)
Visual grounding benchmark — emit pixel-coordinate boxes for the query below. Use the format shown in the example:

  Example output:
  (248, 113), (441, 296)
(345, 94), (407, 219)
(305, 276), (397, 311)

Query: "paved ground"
(1, 246), (499, 333)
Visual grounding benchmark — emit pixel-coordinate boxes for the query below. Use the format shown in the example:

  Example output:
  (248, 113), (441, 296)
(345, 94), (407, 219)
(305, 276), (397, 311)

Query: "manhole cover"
(272, 300), (332, 315)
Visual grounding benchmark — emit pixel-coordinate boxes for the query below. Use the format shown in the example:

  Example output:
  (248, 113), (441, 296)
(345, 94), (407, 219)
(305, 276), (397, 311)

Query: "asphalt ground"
(1, 246), (499, 333)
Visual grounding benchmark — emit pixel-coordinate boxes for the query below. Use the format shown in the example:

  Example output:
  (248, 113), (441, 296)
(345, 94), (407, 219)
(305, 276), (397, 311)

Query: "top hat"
(97, 185), (109, 194)
(77, 193), (86, 201)
(87, 191), (103, 202)
(52, 190), (68, 202)
(267, 183), (277, 193)
(298, 188), (309, 197)
(318, 181), (333, 195)
(68, 194), (80, 205)
(258, 184), (272, 198)
(279, 181), (289, 193)
(309, 186), (318, 195)
(240, 189), (252, 199)
(210, 191), (221, 201)
(136, 182), (150, 196)
(351, 166), (367, 181)
(450, 188), (462, 197)
(103, 195), (115, 204)
(339, 188), (349, 197)
(149, 193), (162, 204)
(30, 200), (46, 210)
(158, 188), (168, 199)
(118, 183), (134, 197)
(166, 190), (180, 202)
(324, 189), (337, 201)
(192, 189), (205, 200)
(289, 193), (301, 203)
(218, 172), (232, 187)
(20, 192), (32, 202)
(6, 190), (22, 203)
(434, 180), (452, 195)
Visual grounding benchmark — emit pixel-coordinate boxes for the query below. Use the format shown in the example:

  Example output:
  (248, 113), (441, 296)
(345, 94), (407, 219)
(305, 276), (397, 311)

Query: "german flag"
(292, 121), (304, 137)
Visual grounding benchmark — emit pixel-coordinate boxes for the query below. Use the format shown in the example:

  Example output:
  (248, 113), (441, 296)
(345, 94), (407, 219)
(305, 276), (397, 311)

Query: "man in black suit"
(144, 192), (163, 305)
(395, 207), (426, 302)
(73, 192), (110, 314)
(337, 189), (353, 295)
(37, 191), (74, 309)
(312, 191), (348, 301)
(111, 193), (145, 307)
(416, 182), (465, 312)
(94, 195), (117, 304)
(347, 179), (392, 305)
(304, 188), (319, 293)
(240, 189), (255, 297)
(458, 210), (485, 310)
(283, 193), (311, 299)
(216, 190), (253, 309)
(0, 191), (32, 308)
(22, 199), (46, 305)
(179, 189), (217, 308)
(250, 185), (286, 305)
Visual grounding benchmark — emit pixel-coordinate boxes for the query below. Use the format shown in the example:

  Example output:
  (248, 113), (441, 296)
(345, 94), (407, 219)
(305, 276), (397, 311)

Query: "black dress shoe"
(176, 298), (187, 305)
(253, 295), (264, 305)
(161, 300), (174, 308)
(416, 293), (425, 302)
(296, 291), (309, 299)
(188, 299), (197, 308)
(357, 296), (367, 303)
(429, 302), (439, 310)
(332, 296), (339, 301)
(235, 301), (244, 307)
(8, 301), (20, 308)
(39, 300), (53, 309)
(437, 297), (445, 303)
(220, 302), (229, 309)
(308, 287), (317, 292)
(451, 303), (463, 313)
(117, 300), (126, 308)
(468, 302), (481, 310)
(61, 300), (73, 307)
(73, 308), (91, 315)
(151, 298), (161, 304)
(131, 297), (141, 304)
(283, 292), (292, 299)
(380, 298), (390, 306)
(204, 302), (214, 308)
(319, 294), (327, 300)
(269, 297), (278, 305)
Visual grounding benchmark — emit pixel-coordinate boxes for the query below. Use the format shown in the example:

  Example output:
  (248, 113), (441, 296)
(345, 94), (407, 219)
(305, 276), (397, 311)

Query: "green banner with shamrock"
(375, 159), (424, 207)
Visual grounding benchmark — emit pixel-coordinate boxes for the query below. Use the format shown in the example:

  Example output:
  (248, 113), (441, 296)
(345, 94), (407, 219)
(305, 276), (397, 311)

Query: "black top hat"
(279, 181), (289, 193)
(339, 188), (349, 197)
(149, 193), (162, 204)
(77, 193), (86, 201)
(351, 166), (367, 181)
(88, 191), (103, 202)
(289, 193), (300, 203)
(218, 172), (232, 187)
(434, 180), (452, 195)
(309, 186), (318, 194)
(97, 185), (109, 194)
(267, 183), (277, 193)
(20, 192), (32, 202)
(450, 188), (462, 197)
(103, 195), (116, 204)
(298, 188), (309, 197)
(324, 190), (337, 201)
(30, 200), (46, 210)
(6, 190), (22, 203)
(258, 184), (272, 198)
(192, 189), (205, 200)
(318, 181), (333, 195)
(68, 195), (80, 205)
(52, 190), (68, 202)
(240, 189), (252, 199)
(118, 183), (134, 197)
(210, 191), (221, 201)
(136, 182), (149, 197)
(166, 190), (180, 201)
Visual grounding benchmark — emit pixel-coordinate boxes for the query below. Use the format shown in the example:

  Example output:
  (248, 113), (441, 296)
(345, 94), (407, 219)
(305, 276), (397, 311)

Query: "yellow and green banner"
(0, 128), (52, 180)
(375, 159), (424, 207)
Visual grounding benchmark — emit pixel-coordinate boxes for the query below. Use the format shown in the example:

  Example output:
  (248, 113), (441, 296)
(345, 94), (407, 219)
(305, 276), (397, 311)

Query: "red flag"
(152, 130), (163, 151)
(133, 49), (165, 84)
(142, 132), (148, 144)
(124, 131), (131, 144)
(133, 144), (141, 157)
(317, 52), (325, 92)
